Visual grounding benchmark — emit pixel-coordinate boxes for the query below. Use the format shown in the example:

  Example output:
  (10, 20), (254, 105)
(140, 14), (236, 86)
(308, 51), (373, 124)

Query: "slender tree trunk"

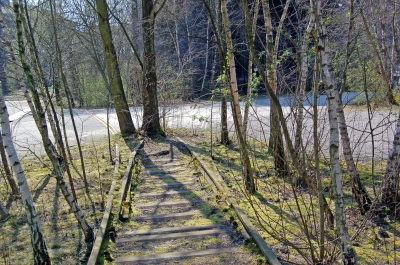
(356, 0), (396, 105)
(95, 0), (137, 136)
(201, 18), (210, 94)
(243, 0), (259, 142)
(50, 0), (89, 194)
(294, 18), (313, 158)
(20, 2), (78, 206)
(242, 0), (335, 230)
(141, 0), (166, 136)
(0, 88), (51, 265)
(382, 110), (400, 212)
(173, 0), (182, 72)
(0, 131), (19, 195)
(67, 43), (83, 108)
(13, 0), (94, 243)
(221, 0), (255, 193)
(335, 0), (372, 215)
(0, 201), (9, 221)
(313, 0), (356, 263)
(261, 0), (289, 177)
(313, 48), (325, 261)
(201, 0), (230, 145)
(0, 4), (39, 129)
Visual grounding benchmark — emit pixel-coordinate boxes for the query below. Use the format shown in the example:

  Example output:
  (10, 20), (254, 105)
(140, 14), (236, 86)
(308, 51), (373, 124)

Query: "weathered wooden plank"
(117, 228), (227, 243)
(140, 173), (198, 181)
(135, 199), (203, 208)
(142, 168), (187, 175)
(122, 224), (224, 236)
(140, 181), (195, 188)
(142, 158), (181, 163)
(138, 189), (192, 197)
(133, 210), (202, 221)
(143, 162), (186, 168)
(118, 141), (144, 220)
(113, 247), (237, 263)
(87, 144), (121, 265)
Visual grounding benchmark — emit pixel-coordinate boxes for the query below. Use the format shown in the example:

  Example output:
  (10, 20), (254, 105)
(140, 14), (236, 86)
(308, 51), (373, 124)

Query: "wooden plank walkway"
(110, 140), (267, 264)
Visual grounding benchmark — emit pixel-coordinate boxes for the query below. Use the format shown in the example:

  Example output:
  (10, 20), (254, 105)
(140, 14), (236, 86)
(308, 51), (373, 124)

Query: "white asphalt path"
(4, 96), (398, 161)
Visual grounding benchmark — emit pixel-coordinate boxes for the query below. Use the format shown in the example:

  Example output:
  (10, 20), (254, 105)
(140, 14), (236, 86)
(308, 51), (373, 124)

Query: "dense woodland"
(1, 0), (400, 264)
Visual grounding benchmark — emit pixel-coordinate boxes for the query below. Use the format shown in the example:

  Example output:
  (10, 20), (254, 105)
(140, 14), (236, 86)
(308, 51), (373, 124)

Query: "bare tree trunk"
(294, 18), (313, 158)
(0, 132), (19, 195)
(313, 48), (325, 261)
(334, 0), (372, 215)
(356, 0), (396, 105)
(242, 0), (335, 231)
(243, 0), (259, 142)
(201, 0), (230, 145)
(313, 0), (356, 262)
(20, 0), (78, 202)
(261, 0), (289, 177)
(201, 18), (210, 94)
(67, 43), (83, 108)
(141, 0), (167, 136)
(95, 0), (137, 136)
(221, 0), (255, 193)
(13, 0), (94, 243)
(0, 88), (51, 264)
(173, 0), (182, 72)
(50, 0), (89, 194)
(382, 110), (400, 212)
(0, 201), (9, 221)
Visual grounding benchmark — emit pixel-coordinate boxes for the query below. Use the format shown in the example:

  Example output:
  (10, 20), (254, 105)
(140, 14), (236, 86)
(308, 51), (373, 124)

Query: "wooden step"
(142, 169), (187, 175)
(144, 162), (186, 168)
(142, 158), (182, 163)
(113, 247), (237, 264)
(138, 190), (192, 197)
(140, 181), (195, 188)
(117, 228), (228, 243)
(140, 173), (198, 181)
(135, 199), (203, 208)
(133, 210), (202, 221)
(122, 224), (224, 236)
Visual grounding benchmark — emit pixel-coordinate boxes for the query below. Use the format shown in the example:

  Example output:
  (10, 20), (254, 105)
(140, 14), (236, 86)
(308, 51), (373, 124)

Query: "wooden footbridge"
(88, 138), (281, 265)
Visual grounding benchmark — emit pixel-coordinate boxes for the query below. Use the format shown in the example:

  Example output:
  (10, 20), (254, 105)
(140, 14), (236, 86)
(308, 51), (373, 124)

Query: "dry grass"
(0, 133), (136, 264)
(172, 127), (400, 265)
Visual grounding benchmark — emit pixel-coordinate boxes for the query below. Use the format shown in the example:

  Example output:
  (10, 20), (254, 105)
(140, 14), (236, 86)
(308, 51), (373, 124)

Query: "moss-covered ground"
(0, 133), (138, 264)
(172, 127), (400, 265)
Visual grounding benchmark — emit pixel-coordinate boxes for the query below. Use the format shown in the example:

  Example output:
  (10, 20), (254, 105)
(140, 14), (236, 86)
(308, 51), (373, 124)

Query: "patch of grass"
(173, 127), (400, 264)
(0, 133), (138, 264)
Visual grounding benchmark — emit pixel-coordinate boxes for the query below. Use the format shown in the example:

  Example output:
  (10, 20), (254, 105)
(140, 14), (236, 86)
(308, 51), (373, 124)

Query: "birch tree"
(0, 131), (19, 195)
(312, 0), (356, 262)
(13, 0), (94, 243)
(0, 88), (51, 265)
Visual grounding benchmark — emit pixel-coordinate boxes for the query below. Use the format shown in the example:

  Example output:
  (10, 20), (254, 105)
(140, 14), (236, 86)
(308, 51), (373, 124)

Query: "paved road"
(5, 95), (398, 161)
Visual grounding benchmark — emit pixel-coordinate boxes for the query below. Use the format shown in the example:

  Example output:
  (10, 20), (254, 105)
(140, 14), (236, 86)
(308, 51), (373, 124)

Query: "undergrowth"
(0, 133), (136, 264)
(173, 127), (400, 264)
